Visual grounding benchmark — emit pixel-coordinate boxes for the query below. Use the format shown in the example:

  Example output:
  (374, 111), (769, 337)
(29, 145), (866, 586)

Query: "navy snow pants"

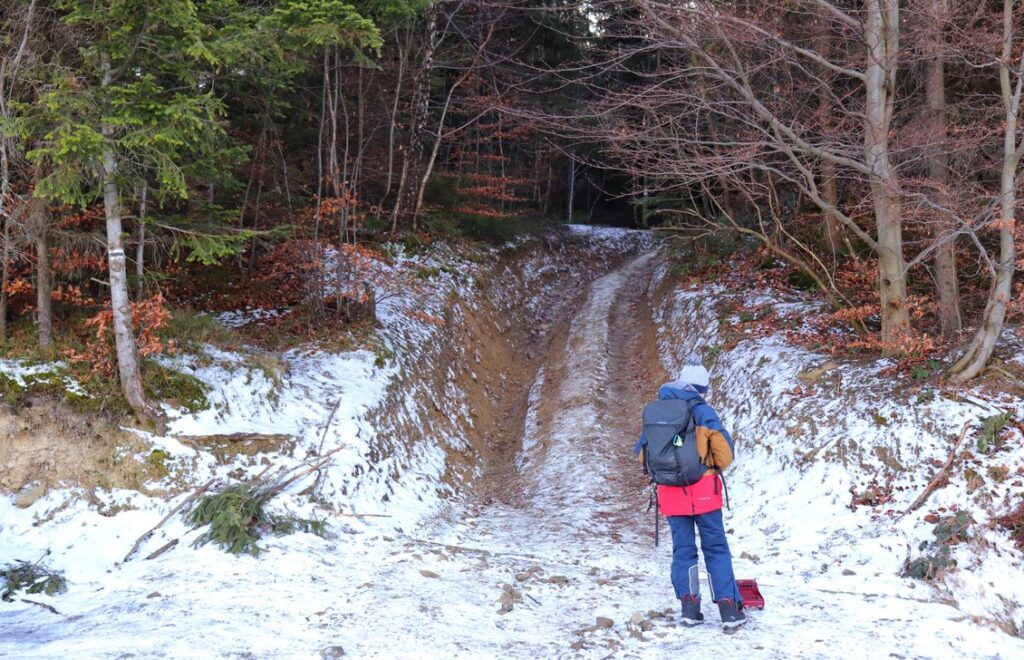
(667, 509), (742, 604)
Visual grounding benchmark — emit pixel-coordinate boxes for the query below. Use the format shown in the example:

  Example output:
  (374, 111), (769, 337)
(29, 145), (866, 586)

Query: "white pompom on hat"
(676, 355), (710, 388)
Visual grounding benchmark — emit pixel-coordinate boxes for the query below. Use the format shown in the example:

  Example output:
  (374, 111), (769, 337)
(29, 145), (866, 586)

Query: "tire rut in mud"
(474, 250), (667, 539)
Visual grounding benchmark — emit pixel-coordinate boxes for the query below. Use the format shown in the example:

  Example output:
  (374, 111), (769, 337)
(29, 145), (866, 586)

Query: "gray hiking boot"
(679, 595), (704, 627)
(717, 598), (747, 633)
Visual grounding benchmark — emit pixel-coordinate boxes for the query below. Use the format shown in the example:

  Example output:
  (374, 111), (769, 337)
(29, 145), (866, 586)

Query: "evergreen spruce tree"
(25, 1), (378, 422)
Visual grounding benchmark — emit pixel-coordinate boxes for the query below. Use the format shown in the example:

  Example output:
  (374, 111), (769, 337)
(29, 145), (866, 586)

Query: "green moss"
(143, 361), (210, 414)
(0, 367), (126, 415)
(161, 309), (242, 351)
(148, 449), (170, 475)
(66, 386), (133, 417)
(0, 373), (25, 406)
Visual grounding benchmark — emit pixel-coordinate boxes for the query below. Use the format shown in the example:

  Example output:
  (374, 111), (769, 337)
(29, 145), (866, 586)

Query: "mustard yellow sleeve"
(696, 426), (733, 470)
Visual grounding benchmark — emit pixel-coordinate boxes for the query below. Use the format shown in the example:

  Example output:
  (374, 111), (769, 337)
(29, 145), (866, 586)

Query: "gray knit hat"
(676, 354), (710, 389)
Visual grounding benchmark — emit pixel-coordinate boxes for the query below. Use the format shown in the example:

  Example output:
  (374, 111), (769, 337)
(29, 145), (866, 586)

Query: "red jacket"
(658, 473), (723, 516)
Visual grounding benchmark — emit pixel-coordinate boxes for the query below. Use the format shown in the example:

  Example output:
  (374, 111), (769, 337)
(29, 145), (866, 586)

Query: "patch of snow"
(214, 307), (287, 328)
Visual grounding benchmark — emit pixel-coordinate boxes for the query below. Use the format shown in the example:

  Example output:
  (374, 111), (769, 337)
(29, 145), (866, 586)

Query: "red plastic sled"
(738, 579), (765, 609)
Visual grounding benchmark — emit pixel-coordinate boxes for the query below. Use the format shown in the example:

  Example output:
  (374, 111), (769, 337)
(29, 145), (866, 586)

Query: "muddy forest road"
(342, 249), (1009, 658)
(3, 249), (1015, 659)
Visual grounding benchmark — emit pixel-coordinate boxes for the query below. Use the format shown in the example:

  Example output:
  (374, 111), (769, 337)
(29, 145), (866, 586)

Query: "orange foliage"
(65, 293), (175, 377)
(51, 285), (94, 306)
(4, 277), (32, 298)
(52, 249), (106, 273)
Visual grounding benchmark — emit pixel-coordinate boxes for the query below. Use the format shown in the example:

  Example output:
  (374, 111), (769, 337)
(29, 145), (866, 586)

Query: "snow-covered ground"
(653, 266), (1024, 637)
(1, 234), (1022, 658)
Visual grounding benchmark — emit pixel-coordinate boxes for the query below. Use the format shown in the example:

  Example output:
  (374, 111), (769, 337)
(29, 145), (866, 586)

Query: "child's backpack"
(641, 398), (707, 487)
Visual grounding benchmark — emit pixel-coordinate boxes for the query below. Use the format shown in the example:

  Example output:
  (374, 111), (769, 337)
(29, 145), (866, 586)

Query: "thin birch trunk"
(396, 7), (439, 227)
(389, 156), (409, 235)
(410, 64), (471, 228)
(379, 29), (410, 220)
(100, 57), (157, 425)
(951, 0), (1021, 381)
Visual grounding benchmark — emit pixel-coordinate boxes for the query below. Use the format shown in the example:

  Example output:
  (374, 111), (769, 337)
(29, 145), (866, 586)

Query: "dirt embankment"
(0, 228), (653, 510)
(0, 398), (160, 506)
(366, 229), (654, 504)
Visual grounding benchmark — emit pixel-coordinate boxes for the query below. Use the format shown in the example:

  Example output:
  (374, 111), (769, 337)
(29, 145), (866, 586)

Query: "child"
(635, 356), (746, 632)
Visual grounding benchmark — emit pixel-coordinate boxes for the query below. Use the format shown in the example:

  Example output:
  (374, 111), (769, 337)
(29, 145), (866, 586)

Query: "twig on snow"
(312, 399), (344, 495)
(144, 539), (180, 561)
(268, 445), (347, 499)
(336, 512), (392, 518)
(316, 399), (343, 456)
(904, 421), (971, 515)
(20, 598), (59, 615)
(120, 478), (217, 565)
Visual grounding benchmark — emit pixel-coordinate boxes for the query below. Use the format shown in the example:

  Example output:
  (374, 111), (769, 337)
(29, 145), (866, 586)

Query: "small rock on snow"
(595, 616), (614, 629)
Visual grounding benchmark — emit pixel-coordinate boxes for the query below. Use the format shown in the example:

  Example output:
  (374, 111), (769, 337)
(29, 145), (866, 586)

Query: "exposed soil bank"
(0, 227), (652, 513)
(0, 399), (159, 505)
(364, 227), (654, 509)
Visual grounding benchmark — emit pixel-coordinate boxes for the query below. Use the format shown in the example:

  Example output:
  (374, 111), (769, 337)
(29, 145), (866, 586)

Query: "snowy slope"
(2, 237), (1021, 658)
(652, 262), (1024, 639)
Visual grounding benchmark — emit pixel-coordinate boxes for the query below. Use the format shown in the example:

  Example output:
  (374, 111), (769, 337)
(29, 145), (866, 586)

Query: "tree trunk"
(100, 58), (158, 426)
(136, 183), (146, 301)
(820, 160), (849, 255)
(813, 8), (850, 257)
(0, 1), (37, 344)
(397, 6), (439, 227)
(0, 216), (8, 345)
(566, 156), (576, 223)
(0, 130), (9, 346)
(378, 30), (408, 218)
(951, 0), (1020, 381)
(864, 0), (910, 346)
(389, 155), (410, 235)
(102, 151), (157, 423)
(29, 187), (52, 351)
(410, 62), (472, 228)
(925, 0), (961, 336)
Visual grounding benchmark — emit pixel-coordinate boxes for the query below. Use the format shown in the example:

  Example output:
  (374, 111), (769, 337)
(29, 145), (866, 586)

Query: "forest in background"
(1, 0), (1023, 423)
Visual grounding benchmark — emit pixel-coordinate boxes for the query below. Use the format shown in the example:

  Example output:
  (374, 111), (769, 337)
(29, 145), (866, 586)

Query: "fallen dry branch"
(269, 444), (346, 499)
(121, 478), (217, 565)
(144, 539), (180, 561)
(20, 598), (60, 615)
(905, 422), (971, 515)
(336, 512), (391, 518)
